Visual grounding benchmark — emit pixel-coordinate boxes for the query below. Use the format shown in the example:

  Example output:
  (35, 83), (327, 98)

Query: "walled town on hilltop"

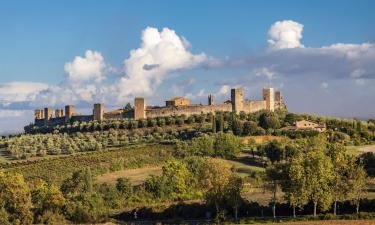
(33, 87), (285, 126)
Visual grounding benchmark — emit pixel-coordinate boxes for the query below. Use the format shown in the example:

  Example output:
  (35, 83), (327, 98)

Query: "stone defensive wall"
(31, 87), (286, 127)
(145, 103), (232, 118)
(244, 100), (267, 113)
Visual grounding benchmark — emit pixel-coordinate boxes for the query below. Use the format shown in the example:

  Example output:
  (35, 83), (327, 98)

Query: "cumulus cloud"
(64, 50), (107, 82)
(0, 82), (48, 105)
(217, 85), (231, 95)
(0, 109), (29, 118)
(17, 27), (208, 107)
(118, 27), (207, 100)
(268, 20), (304, 50)
(320, 82), (329, 89)
(254, 67), (277, 80)
(185, 84), (233, 103)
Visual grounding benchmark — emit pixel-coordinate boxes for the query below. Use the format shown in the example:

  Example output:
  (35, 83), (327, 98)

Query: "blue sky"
(0, 0), (374, 133)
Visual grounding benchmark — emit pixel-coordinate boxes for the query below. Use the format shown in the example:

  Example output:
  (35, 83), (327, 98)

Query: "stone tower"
(231, 88), (244, 114)
(134, 97), (146, 119)
(208, 94), (214, 105)
(65, 105), (75, 123)
(55, 109), (64, 118)
(93, 103), (104, 121)
(44, 107), (52, 125)
(275, 91), (283, 102)
(262, 88), (275, 112)
(34, 109), (44, 120)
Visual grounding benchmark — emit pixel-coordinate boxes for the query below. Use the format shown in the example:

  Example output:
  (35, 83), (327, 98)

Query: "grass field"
(95, 149), (266, 186)
(347, 144), (375, 155)
(96, 166), (162, 185)
(242, 135), (287, 145)
(0, 148), (8, 163)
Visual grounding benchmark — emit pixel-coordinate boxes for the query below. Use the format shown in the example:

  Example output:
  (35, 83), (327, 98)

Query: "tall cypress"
(219, 113), (224, 132)
(212, 115), (216, 133)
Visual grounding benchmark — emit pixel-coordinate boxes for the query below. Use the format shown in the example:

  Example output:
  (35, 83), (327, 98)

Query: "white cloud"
(321, 43), (374, 60)
(320, 82), (329, 89)
(118, 27), (207, 100)
(64, 50), (107, 82)
(254, 67), (277, 80)
(0, 82), (48, 105)
(217, 85), (231, 95)
(1, 28), (208, 108)
(0, 109), (29, 118)
(185, 85), (232, 102)
(268, 20), (304, 50)
(355, 79), (366, 86)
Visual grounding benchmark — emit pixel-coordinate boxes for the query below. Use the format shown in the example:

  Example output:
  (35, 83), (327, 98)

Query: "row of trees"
(24, 110), (375, 146)
(25, 114), (211, 134)
(2, 126), (213, 160)
(260, 136), (368, 218)
(175, 132), (243, 158)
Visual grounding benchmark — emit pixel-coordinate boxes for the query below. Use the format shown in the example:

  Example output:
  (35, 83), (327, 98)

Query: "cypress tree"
(84, 167), (93, 193)
(220, 113), (224, 132)
(212, 115), (216, 133)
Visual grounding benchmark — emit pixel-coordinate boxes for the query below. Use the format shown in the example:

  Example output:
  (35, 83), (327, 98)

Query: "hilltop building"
(32, 87), (286, 127)
(166, 97), (191, 107)
(293, 120), (326, 132)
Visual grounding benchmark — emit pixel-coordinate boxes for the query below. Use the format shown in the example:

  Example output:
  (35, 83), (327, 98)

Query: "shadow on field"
(113, 199), (375, 223)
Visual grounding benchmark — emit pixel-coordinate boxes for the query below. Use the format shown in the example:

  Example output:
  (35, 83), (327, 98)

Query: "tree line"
(23, 110), (375, 146)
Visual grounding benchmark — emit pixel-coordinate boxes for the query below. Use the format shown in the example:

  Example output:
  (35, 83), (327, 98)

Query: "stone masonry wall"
(145, 103), (232, 118)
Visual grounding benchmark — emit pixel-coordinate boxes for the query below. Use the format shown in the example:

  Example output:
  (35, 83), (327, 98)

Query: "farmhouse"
(294, 120), (326, 132)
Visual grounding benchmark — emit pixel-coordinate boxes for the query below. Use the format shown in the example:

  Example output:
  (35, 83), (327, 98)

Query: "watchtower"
(55, 109), (64, 118)
(275, 91), (283, 102)
(34, 109), (44, 120)
(231, 88), (244, 114)
(208, 94), (214, 105)
(93, 103), (104, 121)
(65, 105), (75, 123)
(44, 107), (52, 125)
(134, 97), (146, 119)
(262, 88), (275, 112)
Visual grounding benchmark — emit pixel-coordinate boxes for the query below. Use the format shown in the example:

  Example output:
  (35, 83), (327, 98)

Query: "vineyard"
(4, 144), (174, 185)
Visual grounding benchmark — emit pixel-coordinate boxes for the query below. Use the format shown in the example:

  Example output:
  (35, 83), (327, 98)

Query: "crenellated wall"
(70, 115), (93, 123)
(243, 100), (267, 113)
(145, 103), (232, 118)
(32, 87), (286, 128)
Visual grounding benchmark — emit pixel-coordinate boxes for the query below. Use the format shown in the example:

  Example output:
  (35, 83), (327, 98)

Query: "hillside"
(1, 110), (375, 224)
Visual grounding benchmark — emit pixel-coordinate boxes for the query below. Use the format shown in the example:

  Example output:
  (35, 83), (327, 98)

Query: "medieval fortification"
(33, 87), (286, 127)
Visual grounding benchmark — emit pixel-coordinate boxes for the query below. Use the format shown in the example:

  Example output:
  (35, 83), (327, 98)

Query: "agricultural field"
(242, 135), (287, 144)
(2, 144), (174, 185)
(347, 144), (375, 155)
(96, 166), (163, 185)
